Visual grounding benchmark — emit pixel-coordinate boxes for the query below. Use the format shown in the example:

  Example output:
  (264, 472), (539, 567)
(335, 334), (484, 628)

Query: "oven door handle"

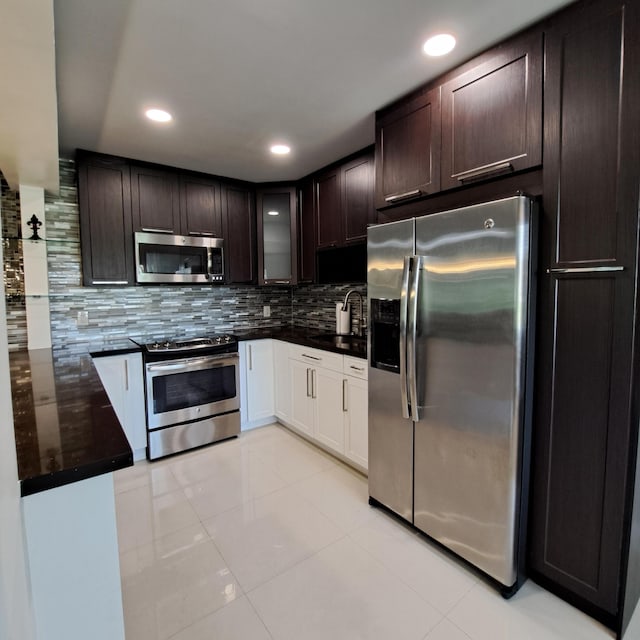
(147, 356), (236, 372)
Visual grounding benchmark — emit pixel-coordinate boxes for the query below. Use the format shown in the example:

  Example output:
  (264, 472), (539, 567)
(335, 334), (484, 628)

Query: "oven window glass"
(139, 243), (208, 275)
(152, 365), (236, 414)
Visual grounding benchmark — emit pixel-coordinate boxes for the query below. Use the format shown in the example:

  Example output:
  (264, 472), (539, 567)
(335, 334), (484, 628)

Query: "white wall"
(0, 234), (35, 639)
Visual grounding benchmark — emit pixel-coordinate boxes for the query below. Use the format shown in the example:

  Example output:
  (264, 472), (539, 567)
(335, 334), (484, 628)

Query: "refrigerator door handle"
(407, 255), (423, 422)
(399, 256), (412, 419)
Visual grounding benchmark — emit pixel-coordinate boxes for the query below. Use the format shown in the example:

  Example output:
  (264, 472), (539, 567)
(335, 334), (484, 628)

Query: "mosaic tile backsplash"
(2, 160), (367, 352)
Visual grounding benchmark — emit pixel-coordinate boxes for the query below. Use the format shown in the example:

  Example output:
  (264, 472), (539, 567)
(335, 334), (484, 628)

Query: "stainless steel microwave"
(134, 232), (224, 284)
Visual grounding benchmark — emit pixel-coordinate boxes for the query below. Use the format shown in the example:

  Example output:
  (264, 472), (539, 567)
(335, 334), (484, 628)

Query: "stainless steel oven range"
(140, 335), (240, 460)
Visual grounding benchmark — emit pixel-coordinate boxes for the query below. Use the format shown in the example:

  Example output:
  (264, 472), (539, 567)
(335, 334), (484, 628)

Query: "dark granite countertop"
(234, 326), (368, 359)
(10, 348), (133, 497)
(89, 338), (142, 358)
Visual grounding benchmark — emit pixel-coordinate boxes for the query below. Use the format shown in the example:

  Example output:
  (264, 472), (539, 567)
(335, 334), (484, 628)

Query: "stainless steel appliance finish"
(368, 195), (536, 592)
(141, 334), (240, 459)
(135, 231), (224, 284)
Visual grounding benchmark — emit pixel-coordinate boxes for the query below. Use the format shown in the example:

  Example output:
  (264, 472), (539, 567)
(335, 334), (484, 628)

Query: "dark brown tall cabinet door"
(441, 32), (542, 190)
(180, 175), (222, 237)
(342, 153), (374, 244)
(529, 0), (640, 629)
(315, 168), (341, 248)
(130, 165), (180, 233)
(77, 152), (134, 285)
(222, 184), (255, 284)
(375, 88), (440, 208)
(298, 179), (315, 283)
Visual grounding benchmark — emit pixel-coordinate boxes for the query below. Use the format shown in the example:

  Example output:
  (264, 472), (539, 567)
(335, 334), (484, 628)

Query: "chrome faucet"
(342, 290), (364, 337)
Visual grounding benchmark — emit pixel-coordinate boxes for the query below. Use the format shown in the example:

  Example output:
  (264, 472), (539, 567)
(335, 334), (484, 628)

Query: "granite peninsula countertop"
(10, 348), (133, 497)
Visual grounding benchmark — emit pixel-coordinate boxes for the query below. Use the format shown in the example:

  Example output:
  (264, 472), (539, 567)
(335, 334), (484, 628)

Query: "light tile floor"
(114, 423), (616, 640)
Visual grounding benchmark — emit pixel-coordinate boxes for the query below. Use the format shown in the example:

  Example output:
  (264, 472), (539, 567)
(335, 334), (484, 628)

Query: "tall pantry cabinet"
(528, 0), (640, 635)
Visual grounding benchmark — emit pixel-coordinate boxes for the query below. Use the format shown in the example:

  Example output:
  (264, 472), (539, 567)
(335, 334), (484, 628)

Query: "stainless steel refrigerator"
(367, 195), (536, 595)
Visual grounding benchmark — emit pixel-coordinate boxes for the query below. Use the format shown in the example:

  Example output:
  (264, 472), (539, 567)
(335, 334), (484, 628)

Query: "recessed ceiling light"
(145, 108), (173, 123)
(267, 210), (280, 216)
(270, 144), (291, 155)
(423, 34), (456, 57)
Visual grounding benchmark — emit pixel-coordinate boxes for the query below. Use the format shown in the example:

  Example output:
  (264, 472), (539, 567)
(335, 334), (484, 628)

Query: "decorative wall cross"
(27, 214), (42, 240)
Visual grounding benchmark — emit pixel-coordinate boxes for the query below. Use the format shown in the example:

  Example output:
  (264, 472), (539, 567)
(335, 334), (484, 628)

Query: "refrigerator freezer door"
(368, 219), (415, 521)
(412, 196), (533, 587)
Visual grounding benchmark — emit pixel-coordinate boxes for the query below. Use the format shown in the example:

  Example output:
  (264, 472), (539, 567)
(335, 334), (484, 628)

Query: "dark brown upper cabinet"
(222, 183), (256, 284)
(529, 0), (640, 633)
(180, 174), (222, 237)
(315, 149), (375, 249)
(77, 151), (134, 286)
(441, 32), (543, 190)
(256, 186), (298, 285)
(375, 88), (441, 208)
(130, 165), (180, 233)
(298, 179), (316, 283)
(315, 167), (342, 249)
(342, 153), (375, 244)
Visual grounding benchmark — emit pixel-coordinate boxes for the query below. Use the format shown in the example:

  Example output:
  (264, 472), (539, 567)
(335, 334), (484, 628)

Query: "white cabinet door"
(289, 358), (314, 436)
(344, 375), (368, 469)
(93, 353), (146, 460)
(273, 340), (291, 422)
(314, 366), (345, 454)
(244, 340), (275, 423)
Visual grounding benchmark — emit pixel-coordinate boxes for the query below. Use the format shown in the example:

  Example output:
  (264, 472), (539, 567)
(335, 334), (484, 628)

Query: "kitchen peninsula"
(9, 346), (133, 640)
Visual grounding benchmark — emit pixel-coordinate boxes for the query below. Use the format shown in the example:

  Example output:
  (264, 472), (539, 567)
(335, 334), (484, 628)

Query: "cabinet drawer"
(344, 356), (368, 380)
(289, 344), (343, 373)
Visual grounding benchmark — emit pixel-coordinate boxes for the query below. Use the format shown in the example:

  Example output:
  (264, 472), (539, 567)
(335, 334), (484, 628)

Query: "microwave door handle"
(207, 247), (213, 280)
(399, 256), (412, 420)
(407, 256), (422, 422)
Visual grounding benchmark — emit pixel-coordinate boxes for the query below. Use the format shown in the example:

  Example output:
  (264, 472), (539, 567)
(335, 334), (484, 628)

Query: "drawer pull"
(385, 189), (422, 203)
(547, 266), (624, 274)
(454, 160), (514, 182)
(349, 365), (364, 372)
(302, 353), (321, 361)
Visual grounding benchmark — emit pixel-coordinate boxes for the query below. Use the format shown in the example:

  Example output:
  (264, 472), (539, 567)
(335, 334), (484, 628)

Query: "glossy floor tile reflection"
(115, 424), (615, 640)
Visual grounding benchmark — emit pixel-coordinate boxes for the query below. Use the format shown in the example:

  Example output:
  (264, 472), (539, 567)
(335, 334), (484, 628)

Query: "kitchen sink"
(310, 333), (367, 354)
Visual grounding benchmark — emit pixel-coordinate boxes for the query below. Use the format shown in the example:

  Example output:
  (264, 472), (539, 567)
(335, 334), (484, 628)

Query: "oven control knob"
(163, 341), (171, 348)
(152, 342), (160, 349)
(223, 336), (230, 342)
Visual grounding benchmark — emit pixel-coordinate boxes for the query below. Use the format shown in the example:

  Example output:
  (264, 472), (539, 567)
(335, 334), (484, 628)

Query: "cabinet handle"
(546, 266), (624, 274)
(302, 353), (321, 361)
(141, 227), (172, 234)
(454, 160), (514, 182)
(124, 359), (129, 392)
(343, 379), (348, 412)
(311, 369), (317, 399)
(248, 345), (253, 371)
(385, 189), (422, 203)
(306, 368), (311, 397)
(349, 365), (364, 372)
(92, 280), (128, 285)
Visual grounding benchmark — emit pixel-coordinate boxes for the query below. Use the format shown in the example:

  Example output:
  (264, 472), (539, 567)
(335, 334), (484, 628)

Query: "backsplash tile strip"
(3, 159), (368, 353)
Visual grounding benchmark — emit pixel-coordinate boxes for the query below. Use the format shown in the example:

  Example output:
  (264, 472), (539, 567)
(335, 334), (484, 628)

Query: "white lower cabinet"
(240, 339), (275, 429)
(92, 353), (146, 461)
(314, 366), (346, 454)
(284, 345), (368, 471)
(289, 358), (315, 436)
(273, 340), (291, 423)
(344, 374), (368, 468)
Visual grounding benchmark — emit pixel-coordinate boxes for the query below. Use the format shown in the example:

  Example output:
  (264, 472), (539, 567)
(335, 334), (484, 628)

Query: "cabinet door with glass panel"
(256, 186), (298, 285)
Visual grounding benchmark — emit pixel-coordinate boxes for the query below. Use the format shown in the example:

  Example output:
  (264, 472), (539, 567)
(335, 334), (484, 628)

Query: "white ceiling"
(2, 0), (576, 191)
